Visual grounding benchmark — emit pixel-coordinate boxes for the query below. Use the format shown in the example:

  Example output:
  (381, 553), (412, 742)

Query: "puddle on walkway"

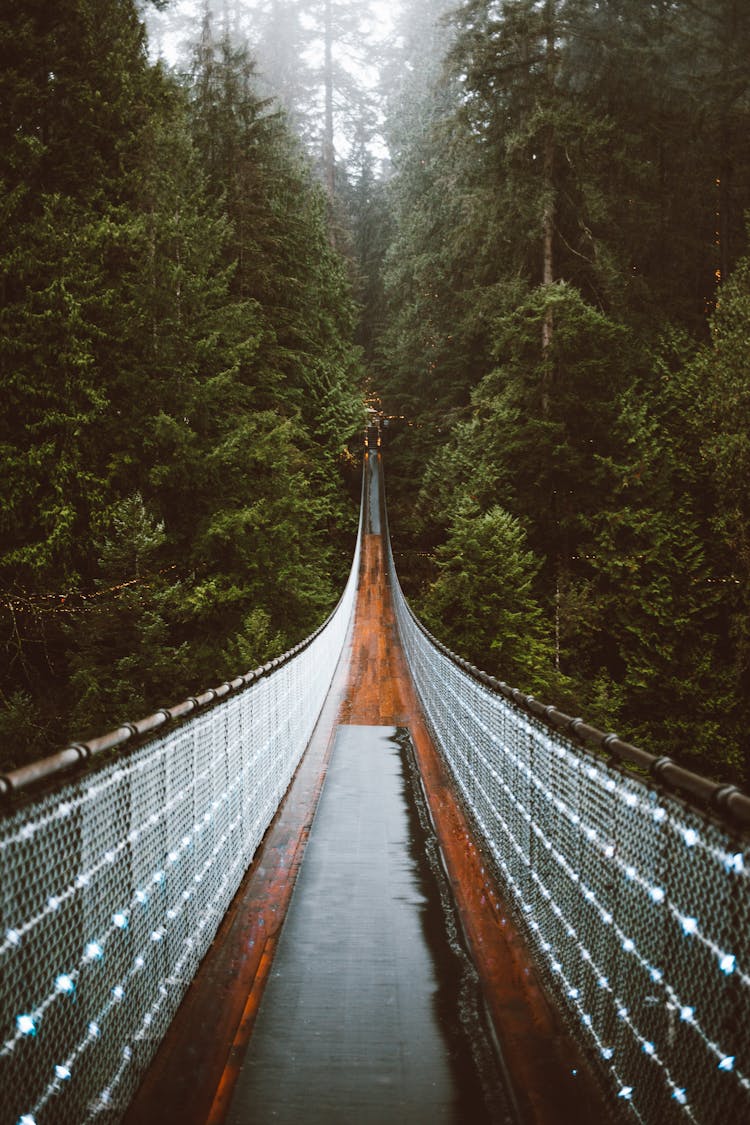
(225, 725), (514, 1125)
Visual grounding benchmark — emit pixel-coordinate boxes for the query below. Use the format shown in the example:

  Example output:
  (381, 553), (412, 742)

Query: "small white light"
(650, 887), (665, 903)
(84, 942), (103, 962)
(152, 871), (165, 885)
(680, 1006), (694, 1022)
(74, 874), (90, 889)
(726, 852), (744, 873)
(18, 1115), (36, 1125)
(673, 1088), (687, 1105)
(123, 1046), (132, 1060)
(55, 974), (75, 995)
(625, 865), (636, 880)
(720, 954), (736, 975)
(681, 916), (698, 935)
(601, 1047), (614, 1060)
(55, 1064), (71, 1080)
(601, 911), (613, 925)
(112, 985), (125, 1002)
(112, 912), (128, 930)
(568, 987), (579, 999)
(604, 845), (615, 858)
(622, 939), (635, 953)
(47, 896), (60, 911)
(618, 1086), (633, 1100)
(643, 1041), (655, 1055)
(88, 1022), (100, 1039)
(16, 1014), (35, 1036)
(683, 828), (698, 847)
(151, 929), (164, 942)
(168, 851), (179, 864)
(617, 1007), (628, 1020)
(653, 807), (667, 822)
(134, 956), (145, 969)
(718, 1056), (735, 1072)
(135, 890), (148, 905)
(650, 968), (663, 983)
(6, 929), (21, 946)
(598, 976), (609, 989)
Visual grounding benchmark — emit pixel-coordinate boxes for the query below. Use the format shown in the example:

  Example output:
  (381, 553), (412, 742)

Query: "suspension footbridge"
(1, 449), (749, 1125)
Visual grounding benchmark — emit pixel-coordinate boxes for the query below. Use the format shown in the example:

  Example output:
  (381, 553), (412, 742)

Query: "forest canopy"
(3, 0), (750, 787)
(0, 0), (364, 769)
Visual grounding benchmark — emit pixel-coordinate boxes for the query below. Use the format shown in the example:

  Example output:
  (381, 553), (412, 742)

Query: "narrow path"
(224, 725), (504, 1124)
(125, 452), (607, 1125)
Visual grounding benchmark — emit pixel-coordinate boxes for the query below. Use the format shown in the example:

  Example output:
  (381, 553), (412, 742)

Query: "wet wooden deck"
(124, 452), (606, 1125)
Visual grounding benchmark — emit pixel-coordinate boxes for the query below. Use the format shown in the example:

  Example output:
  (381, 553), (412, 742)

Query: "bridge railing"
(386, 535), (750, 1124)
(0, 515), (361, 1125)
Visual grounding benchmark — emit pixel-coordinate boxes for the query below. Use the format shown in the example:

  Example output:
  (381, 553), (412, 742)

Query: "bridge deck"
(124, 453), (606, 1125)
(224, 724), (504, 1124)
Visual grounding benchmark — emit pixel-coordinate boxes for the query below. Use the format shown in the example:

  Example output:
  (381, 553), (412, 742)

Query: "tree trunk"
(541, 0), (556, 412)
(323, 0), (335, 199)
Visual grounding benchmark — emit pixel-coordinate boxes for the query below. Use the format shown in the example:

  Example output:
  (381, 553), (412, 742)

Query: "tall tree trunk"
(323, 0), (335, 199)
(717, 0), (739, 286)
(541, 0), (556, 412)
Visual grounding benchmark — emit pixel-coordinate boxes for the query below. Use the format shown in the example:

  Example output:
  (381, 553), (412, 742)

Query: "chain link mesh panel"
(0, 534), (360, 1125)
(388, 555), (750, 1125)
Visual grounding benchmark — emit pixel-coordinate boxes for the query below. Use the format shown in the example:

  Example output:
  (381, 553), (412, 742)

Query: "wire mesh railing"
(0, 522), (361, 1125)
(386, 536), (750, 1125)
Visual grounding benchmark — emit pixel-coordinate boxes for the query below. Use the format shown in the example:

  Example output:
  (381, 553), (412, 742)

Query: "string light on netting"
(54, 974), (75, 995)
(16, 1015), (35, 1037)
(681, 915), (699, 935)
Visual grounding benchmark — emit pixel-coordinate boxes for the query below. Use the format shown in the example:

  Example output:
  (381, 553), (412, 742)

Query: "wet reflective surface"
(225, 725), (509, 1125)
(127, 450), (606, 1125)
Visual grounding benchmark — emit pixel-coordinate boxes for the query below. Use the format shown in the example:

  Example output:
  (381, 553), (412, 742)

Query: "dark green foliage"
(378, 0), (750, 782)
(419, 501), (553, 694)
(0, 0), (363, 771)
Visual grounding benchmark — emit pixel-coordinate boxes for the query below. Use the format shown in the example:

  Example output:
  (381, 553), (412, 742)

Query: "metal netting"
(0, 532), (360, 1125)
(388, 552), (750, 1125)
